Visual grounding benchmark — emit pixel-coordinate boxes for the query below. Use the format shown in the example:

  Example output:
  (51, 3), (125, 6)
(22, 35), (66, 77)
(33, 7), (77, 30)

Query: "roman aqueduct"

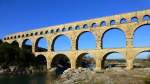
(3, 9), (150, 71)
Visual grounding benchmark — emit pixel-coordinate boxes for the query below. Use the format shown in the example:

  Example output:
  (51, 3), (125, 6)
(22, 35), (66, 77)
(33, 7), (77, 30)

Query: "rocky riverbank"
(56, 67), (150, 84)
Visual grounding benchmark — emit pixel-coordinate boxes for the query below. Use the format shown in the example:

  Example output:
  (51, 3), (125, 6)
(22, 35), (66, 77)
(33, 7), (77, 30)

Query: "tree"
(0, 39), (3, 45)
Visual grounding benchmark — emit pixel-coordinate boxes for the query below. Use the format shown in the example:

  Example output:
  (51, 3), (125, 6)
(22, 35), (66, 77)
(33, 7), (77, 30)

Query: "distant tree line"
(0, 39), (40, 72)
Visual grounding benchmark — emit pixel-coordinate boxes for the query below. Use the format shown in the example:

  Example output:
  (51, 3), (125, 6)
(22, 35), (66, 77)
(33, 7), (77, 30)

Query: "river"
(0, 72), (58, 84)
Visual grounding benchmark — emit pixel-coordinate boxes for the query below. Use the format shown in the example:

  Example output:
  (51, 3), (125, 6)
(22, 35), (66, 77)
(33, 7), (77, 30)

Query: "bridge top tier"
(3, 9), (150, 41)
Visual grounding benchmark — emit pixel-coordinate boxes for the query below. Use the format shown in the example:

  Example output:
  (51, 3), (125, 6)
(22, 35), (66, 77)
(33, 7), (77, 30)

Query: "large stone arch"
(22, 39), (32, 50)
(101, 51), (126, 69)
(51, 54), (71, 68)
(51, 34), (71, 51)
(76, 31), (96, 50)
(35, 55), (47, 71)
(11, 40), (19, 47)
(133, 24), (150, 47)
(134, 50), (150, 68)
(76, 53), (96, 69)
(35, 37), (48, 52)
(101, 28), (126, 49)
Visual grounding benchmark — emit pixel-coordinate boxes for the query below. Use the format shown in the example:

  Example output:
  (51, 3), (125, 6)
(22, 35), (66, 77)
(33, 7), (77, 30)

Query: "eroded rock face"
(56, 68), (149, 84)
(57, 67), (95, 84)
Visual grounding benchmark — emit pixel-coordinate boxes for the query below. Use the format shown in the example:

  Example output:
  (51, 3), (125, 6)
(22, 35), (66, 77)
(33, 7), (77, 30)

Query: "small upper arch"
(83, 24), (88, 29)
(75, 25), (80, 30)
(131, 17), (138, 23)
(91, 23), (97, 28)
(100, 21), (107, 27)
(110, 20), (116, 26)
(143, 15), (150, 21)
(120, 18), (127, 24)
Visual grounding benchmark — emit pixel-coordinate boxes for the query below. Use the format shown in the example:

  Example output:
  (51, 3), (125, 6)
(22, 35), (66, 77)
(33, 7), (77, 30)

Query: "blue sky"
(1, 0), (150, 59)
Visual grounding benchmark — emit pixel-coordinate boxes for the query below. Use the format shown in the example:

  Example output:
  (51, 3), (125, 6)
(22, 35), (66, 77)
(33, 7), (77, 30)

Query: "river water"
(0, 73), (57, 84)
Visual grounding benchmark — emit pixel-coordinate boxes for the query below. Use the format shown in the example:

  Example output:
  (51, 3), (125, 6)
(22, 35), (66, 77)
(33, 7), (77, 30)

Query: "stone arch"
(91, 23), (97, 28)
(45, 30), (49, 34)
(35, 37), (48, 52)
(101, 51), (126, 69)
(11, 40), (19, 47)
(51, 54), (71, 74)
(101, 28), (126, 48)
(35, 32), (38, 35)
(143, 15), (150, 21)
(18, 35), (20, 38)
(51, 34), (71, 51)
(68, 26), (73, 31)
(100, 21), (106, 27)
(62, 28), (67, 32)
(75, 25), (80, 30)
(22, 34), (25, 38)
(40, 31), (43, 35)
(110, 20), (116, 26)
(30, 33), (33, 36)
(120, 18), (127, 24)
(51, 30), (54, 33)
(83, 24), (88, 29)
(56, 28), (60, 32)
(35, 55), (47, 70)
(76, 31), (96, 50)
(22, 39), (32, 50)
(134, 50), (150, 68)
(76, 53), (96, 69)
(131, 17), (138, 23)
(133, 24), (150, 47)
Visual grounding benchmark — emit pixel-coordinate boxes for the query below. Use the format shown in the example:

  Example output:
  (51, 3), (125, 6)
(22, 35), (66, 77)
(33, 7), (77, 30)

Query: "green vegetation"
(0, 39), (37, 73)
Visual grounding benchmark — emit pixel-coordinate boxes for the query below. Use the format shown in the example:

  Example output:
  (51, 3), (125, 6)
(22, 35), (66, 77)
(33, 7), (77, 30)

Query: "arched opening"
(62, 28), (67, 32)
(68, 26), (73, 31)
(52, 35), (71, 51)
(35, 55), (47, 71)
(100, 21), (106, 27)
(102, 52), (126, 69)
(75, 25), (80, 30)
(22, 39), (32, 51)
(134, 51), (150, 68)
(51, 54), (71, 75)
(83, 24), (88, 29)
(35, 37), (48, 52)
(76, 53), (96, 69)
(11, 41), (19, 47)
(120, 18), (127, 24)
(56, 28), (60, 32)
(102, 28), (126, 48)
(143, 15), (150, 21)
(131, 17), (138, 23)
(110, 20), (116, 26)
(92, 23), (97, 28)
(76, 31), (96, 50)
(133, 24), (150, 47)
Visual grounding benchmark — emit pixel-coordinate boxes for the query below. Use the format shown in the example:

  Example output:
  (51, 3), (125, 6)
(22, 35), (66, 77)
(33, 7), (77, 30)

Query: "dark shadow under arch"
(11, 40), (19, 47)
(76, 53), (96, 69)
(51, 54), (71, 75)
(36, 55), (47, 71)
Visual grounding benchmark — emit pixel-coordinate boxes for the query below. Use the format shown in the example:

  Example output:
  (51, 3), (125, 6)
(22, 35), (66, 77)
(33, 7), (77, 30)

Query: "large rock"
(57, 67), (95, 84)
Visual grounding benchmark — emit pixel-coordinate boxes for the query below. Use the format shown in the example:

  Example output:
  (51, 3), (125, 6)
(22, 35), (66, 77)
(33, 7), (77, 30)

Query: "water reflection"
(0, 72), (57, 84)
